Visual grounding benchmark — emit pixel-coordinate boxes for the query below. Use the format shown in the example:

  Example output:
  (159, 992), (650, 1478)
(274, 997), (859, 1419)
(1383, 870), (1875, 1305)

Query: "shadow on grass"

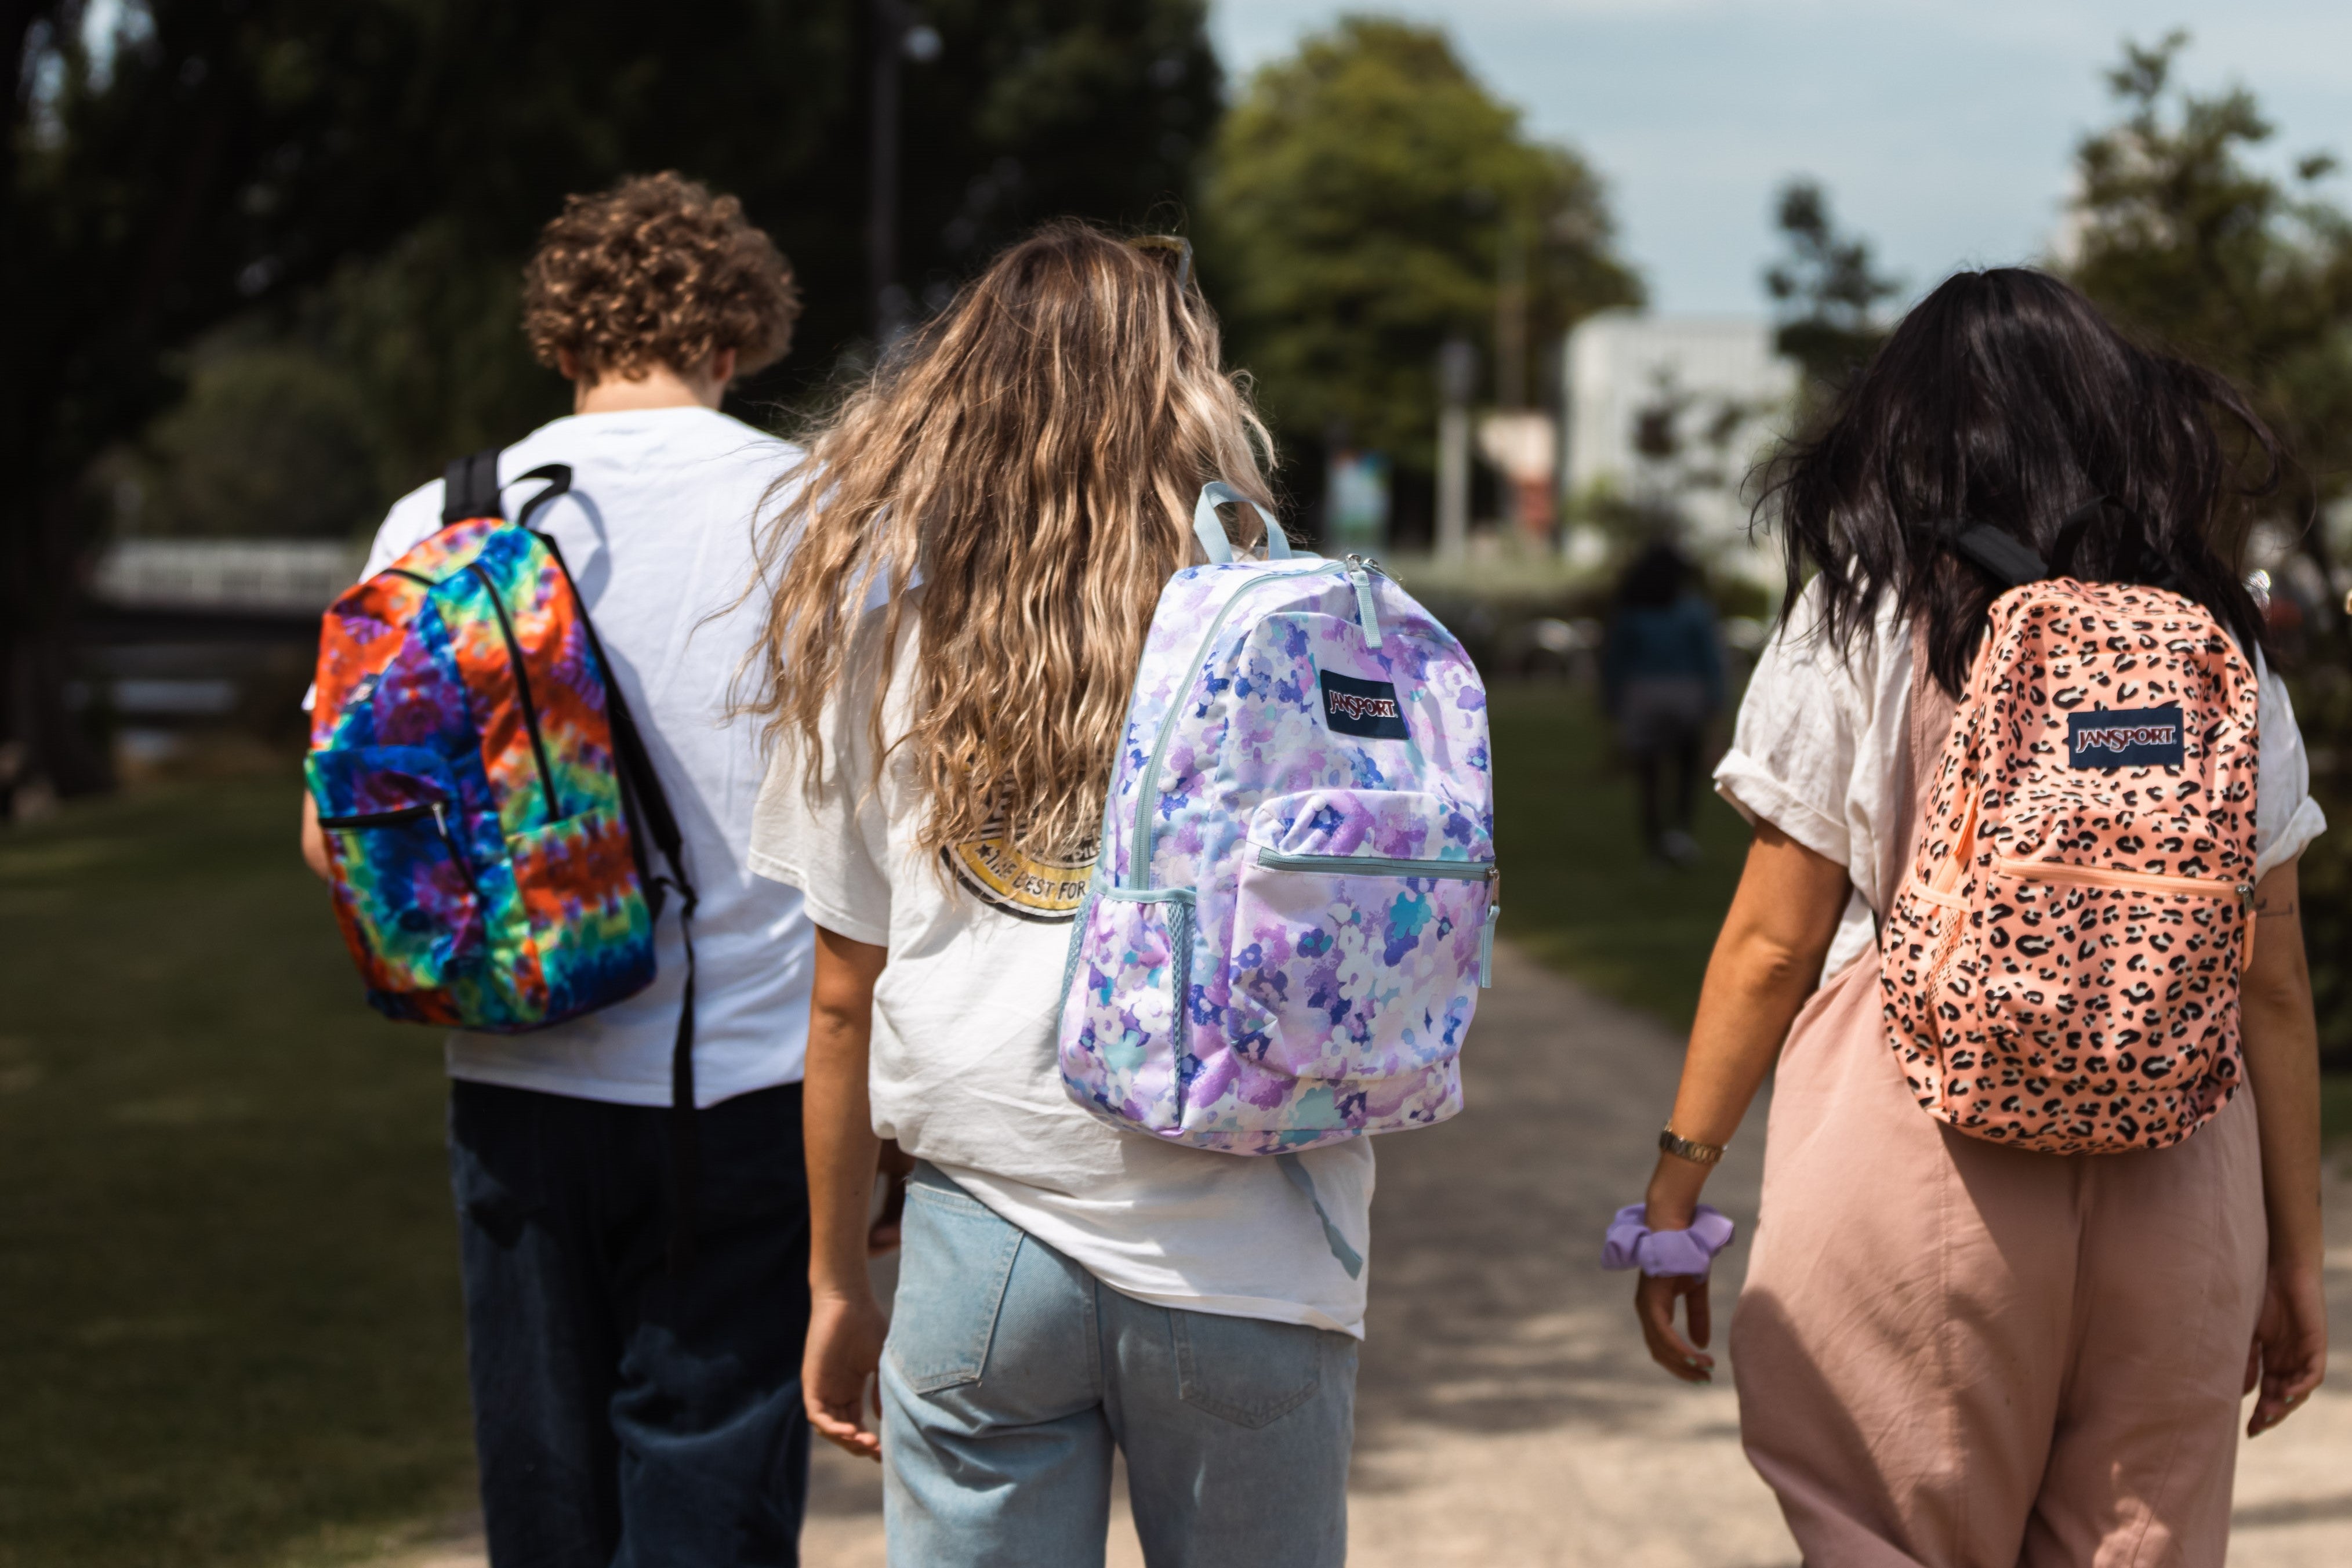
(0, 771), (475, 1568)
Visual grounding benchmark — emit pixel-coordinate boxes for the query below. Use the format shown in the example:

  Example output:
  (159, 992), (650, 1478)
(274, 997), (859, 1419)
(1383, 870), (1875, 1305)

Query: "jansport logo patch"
(1319, 670), (1411, 739)
(2068, 704), (2185, 771)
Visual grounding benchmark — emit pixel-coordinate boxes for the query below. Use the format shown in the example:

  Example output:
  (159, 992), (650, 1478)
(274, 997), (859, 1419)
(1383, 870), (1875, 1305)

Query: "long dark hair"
(1759, 268), (2280, 695)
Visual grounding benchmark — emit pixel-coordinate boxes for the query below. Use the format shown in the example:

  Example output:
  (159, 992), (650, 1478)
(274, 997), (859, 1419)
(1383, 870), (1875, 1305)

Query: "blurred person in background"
(301, 173), (818, 1567)
(1602, 540), (1723, 865)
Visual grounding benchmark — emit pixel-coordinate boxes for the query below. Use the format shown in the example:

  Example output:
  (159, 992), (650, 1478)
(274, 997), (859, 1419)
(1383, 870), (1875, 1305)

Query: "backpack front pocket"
(308, 746), (484, 1000)
(1225, 790), (1493, 1103)
(1905, 851), (2255, 1149)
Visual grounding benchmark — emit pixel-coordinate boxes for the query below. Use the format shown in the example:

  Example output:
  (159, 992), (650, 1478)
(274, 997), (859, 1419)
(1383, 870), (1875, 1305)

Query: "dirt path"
(378, 941), (2352, 1566)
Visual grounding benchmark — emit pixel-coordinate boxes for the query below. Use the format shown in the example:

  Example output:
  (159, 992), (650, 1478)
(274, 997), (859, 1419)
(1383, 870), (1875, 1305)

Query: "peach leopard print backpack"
(1878, 574), (2260, 1155)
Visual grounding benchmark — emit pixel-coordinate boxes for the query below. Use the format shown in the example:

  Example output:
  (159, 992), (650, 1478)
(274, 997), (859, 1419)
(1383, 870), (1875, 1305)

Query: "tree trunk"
(0, 484), (112, 813)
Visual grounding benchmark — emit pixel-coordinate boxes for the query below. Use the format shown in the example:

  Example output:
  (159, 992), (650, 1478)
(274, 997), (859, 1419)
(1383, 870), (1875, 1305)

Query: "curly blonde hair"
(747, 222), (1277, 865)
(522, 171), (799, 382)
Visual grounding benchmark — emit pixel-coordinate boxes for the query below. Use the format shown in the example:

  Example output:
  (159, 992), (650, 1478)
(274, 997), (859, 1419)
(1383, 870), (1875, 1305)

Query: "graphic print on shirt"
(944, 819), (1098, 922)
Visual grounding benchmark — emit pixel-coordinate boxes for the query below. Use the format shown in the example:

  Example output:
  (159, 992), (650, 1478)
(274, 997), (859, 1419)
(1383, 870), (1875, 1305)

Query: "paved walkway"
(382, 942), (2352, 1567)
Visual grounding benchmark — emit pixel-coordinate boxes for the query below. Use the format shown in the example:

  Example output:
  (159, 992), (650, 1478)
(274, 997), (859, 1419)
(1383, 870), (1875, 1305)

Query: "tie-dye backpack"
(307, 451), (698, 1052)
(1058, 484), (1498, 1155)
(1879, 521), (2260, 1155)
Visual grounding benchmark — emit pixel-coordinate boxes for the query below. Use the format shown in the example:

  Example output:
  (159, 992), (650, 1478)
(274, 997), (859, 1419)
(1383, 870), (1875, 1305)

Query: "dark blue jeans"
(448, 1079), (812, 1567)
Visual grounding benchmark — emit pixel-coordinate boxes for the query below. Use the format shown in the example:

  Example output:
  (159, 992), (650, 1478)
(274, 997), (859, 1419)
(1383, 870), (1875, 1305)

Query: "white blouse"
(1715, 583), (2330, 980)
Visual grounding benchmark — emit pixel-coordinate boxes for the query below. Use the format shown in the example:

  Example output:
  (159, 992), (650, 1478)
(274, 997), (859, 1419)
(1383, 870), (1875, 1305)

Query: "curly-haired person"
(300, 173), (818, 1567)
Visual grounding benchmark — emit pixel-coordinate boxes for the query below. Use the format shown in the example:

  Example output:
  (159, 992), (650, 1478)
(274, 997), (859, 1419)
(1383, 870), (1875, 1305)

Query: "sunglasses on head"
(1127, 234), (1193, 293)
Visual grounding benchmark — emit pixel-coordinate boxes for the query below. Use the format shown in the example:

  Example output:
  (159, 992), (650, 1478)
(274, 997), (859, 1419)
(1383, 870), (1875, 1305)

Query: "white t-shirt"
(1716, 583), (2329, 980)
(746, 606), (1377, 1337)
(347, 407), (814, 1105)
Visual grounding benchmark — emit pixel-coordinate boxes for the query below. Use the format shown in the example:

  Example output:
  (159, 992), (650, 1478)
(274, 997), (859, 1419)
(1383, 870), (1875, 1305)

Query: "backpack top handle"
(440, 447), (573, 529)
(1192, 481), (1293, 564)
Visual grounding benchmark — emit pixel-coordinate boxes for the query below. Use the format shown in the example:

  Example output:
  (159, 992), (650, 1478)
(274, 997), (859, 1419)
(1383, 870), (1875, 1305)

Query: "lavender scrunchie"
(1601, 1203), (1736, 1277)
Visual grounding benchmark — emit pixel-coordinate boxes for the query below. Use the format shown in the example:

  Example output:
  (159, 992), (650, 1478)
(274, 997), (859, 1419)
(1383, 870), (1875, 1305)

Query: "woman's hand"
(805, 1287), (890, 1460)
(1625, 822), (1847, 1384)
(1635, 1270), (1715, 1382)
(2245, 1262), (2328, 1437)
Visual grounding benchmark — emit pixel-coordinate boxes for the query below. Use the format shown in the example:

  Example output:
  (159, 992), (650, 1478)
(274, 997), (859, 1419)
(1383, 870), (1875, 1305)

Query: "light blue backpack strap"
(1192, 481), (1291, 564)
(1276, 1152), (1364, 1279)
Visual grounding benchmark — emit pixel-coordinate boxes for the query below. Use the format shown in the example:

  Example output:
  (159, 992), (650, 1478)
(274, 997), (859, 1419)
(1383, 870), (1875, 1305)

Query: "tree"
(2, 0), (1218, 811)
(2067, 31), (2352, 601)
(2063, 32), (2352, 1065)
(1202, 17), (1639, 474)
(1763, 177), (1903, 395)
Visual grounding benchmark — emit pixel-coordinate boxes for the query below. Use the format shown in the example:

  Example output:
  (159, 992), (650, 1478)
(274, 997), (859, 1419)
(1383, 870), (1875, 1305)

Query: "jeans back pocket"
(1171, 1308), (1337, 1429)
(887, 1177), (1024, 1393)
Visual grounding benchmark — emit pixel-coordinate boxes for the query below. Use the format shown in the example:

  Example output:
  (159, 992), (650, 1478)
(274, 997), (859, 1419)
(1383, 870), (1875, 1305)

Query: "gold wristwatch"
(1658, 1126), (1726, 1165)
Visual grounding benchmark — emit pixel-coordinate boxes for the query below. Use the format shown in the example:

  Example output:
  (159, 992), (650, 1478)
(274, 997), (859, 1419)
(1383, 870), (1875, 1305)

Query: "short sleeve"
(745, 622), (905, 947)
(1712, 589), (1873, 872)
(2253, 655), (2327, 880)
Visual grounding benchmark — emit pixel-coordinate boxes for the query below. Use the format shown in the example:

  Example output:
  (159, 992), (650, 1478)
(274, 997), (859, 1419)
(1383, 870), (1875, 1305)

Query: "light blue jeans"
(880, 1164), (1356, 1567)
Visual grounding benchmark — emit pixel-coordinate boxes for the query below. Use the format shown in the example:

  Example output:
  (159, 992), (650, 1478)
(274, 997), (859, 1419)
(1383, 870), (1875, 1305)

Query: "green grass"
(0, 772), (474, 1568)
(1486, 683), (1750, 1028)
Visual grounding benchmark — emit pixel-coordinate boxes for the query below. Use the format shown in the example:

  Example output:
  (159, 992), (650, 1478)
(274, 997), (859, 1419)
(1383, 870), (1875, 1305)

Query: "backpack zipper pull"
(1345, 554), (1384, 649)
(1479, 903), (1499, 988)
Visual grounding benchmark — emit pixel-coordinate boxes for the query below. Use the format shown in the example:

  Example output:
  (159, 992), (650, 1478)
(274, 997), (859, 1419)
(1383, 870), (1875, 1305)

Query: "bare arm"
(2238, 858), (2326, 1436)
(803, 924), (891, 1460)
(300, 793), (331, 881)
(1636, 821), (1851, 1381)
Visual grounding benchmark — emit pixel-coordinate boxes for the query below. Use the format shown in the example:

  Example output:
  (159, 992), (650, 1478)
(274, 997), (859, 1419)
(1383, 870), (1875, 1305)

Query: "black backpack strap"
(1936, 498), (2186, 596)
(533, 524), (705, 1275)
(1929, 516), (2048, 589)
(442, 448), (504, 524)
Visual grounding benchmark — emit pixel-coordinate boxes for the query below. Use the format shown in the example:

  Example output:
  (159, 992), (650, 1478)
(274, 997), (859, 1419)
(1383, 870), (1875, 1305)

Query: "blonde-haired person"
(746, 223), (1364, 1566)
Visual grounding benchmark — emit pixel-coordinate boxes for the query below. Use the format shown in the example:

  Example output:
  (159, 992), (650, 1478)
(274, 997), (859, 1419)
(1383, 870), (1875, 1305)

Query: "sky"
(1209, 1), (2352, 317)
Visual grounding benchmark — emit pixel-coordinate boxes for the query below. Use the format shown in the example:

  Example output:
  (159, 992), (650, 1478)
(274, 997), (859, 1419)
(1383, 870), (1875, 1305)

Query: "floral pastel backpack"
(1878, 518), (2261, 1155)
(1058, 484), (1499, 1157)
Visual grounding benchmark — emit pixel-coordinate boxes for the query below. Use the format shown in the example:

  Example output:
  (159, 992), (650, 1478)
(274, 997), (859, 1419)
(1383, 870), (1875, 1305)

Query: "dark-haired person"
(300, 173), (817, 1566)
(1622, 270), (2327, 1565)
(1601, 540), (1723, 864)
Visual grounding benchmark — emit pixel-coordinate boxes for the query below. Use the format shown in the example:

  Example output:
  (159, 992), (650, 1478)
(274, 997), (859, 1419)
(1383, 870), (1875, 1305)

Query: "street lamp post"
(1437, 336), (1476, 561)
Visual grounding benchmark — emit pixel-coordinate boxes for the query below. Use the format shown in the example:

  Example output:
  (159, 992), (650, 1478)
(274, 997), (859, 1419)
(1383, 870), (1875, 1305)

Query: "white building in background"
(1561, 313), (1799, 589)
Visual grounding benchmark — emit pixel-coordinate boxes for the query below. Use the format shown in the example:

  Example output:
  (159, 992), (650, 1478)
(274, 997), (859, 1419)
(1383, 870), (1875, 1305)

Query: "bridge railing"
(90, 539), (366, 616)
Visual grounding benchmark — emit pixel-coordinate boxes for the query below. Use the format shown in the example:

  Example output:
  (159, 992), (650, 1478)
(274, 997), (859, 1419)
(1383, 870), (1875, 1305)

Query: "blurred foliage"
(1765, 177), (1903, 399)
(100, 336), (383, 539)
(95, 0), (1222, 532)
(2064, 32), (2352, 1065)
(1200, 16), (1640, 469)
(6, 0), (1218, 796)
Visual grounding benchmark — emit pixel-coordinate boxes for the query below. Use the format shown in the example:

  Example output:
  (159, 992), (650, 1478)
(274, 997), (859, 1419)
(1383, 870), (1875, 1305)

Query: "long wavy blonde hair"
(747, 222), (1277, 863)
